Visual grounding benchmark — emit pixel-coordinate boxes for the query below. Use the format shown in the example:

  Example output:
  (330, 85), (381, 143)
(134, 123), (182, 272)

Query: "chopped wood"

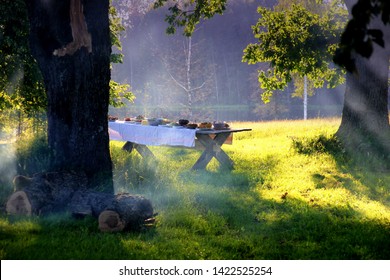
(98, 210), (125, 232)
(6, 191), (32, 216)
(6, 172), (155, 232)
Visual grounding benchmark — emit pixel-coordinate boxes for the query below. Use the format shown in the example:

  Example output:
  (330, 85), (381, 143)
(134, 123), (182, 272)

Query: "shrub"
(290, 134), (344, 155)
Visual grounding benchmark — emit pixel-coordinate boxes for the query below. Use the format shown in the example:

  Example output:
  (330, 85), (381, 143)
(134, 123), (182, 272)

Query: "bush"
(290, 134), (344, 155)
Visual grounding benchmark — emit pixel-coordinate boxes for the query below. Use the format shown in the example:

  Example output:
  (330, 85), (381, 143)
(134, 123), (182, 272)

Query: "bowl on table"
(179, 119), (189, 126)
(186, 123), (198, 129)
(213, 122), (230, 130)
(198, 122), (212, 129)
(147, 118), (158, 126)
(108, 115), (118, 122)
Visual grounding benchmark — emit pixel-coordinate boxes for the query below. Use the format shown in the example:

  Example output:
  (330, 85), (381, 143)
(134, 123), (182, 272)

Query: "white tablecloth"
(109, 121), (196, 147)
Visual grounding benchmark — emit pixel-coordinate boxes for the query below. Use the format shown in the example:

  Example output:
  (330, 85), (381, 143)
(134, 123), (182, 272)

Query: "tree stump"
(5, 172), (155, 232)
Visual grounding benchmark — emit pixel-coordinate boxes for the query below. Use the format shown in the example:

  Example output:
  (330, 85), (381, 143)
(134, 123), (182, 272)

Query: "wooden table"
(192, 129), (251, 170)
(108, 122), (251, 170)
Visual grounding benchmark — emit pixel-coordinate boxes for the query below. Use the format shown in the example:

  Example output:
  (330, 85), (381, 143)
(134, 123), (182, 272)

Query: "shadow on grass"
(0, 213), (161, 259)
(152, 183), (390, 259)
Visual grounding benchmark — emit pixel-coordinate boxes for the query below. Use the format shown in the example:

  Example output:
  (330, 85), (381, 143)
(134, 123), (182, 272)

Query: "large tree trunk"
(336, 1), (390, 161)
(24, 0), (113, 192)
(336, 53), (390, 155)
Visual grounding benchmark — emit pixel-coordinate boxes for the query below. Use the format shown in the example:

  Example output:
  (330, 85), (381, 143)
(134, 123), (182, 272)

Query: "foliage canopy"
(0, 0), (45, 115)
(153, 0), (227, 35)
(242, 4), (346, 102)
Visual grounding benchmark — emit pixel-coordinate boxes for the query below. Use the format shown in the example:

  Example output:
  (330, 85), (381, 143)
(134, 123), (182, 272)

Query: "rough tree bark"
(336, 0), (390, 160)
(24, 0), (113, 192)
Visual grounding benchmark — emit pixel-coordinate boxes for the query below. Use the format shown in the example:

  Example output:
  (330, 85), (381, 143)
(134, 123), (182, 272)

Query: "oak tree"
(24, 0), (113, 191)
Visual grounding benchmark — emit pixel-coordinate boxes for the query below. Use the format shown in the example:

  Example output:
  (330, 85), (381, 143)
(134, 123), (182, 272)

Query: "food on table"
(213, 122), (230, 130)
(108, 115), (118, 121)
(148, 118), (159, 126)
(179, 119), (189, 126)
(186, 123), (198, 129)
(160, 118), (171, 125)
(148, 118), (171, 126)
(135, 115), (145, 122)
(198, 122), (212, 129)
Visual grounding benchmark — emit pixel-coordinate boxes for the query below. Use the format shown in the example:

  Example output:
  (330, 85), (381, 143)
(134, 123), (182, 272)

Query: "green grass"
(1, 118), (390, 259)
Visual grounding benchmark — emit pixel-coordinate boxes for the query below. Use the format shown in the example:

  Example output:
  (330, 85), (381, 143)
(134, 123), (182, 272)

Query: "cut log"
(6, 172), (155, 232)
(6, 191), (32, 216)
(98, 210), (125, 232)
(7, 172), (88, 215)
(99, 194), (154, 231)
(71, 192), (154, 232)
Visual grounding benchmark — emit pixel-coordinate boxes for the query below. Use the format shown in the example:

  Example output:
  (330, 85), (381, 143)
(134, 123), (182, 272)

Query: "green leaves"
(243, 3), (346, 102)
(258, 69), (291, 103)
(154, 0), (227, 36)
(109, 80), (134, 108)
(0, 0), (46, 115)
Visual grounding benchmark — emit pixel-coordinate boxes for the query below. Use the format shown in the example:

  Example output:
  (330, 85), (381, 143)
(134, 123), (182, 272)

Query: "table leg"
(122, 142), (155, 159)
(192, 133), (234, 170)
(134, 143), (155, 159)
(122, 141), (134, 152)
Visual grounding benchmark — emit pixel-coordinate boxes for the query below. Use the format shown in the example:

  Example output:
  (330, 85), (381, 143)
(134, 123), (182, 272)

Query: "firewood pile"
(5, 172), (155, 232)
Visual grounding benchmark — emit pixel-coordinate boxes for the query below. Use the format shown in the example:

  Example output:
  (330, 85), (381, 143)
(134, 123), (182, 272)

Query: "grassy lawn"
(1, 118), (390, 259)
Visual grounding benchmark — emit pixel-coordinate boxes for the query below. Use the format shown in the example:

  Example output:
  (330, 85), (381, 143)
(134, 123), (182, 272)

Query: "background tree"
(112, 0), (155, 28)
(151, 32), (213, 119)
(153, 0), (227, 36)
(242, 2), (346, 119)
(0, 0), (46, 134)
